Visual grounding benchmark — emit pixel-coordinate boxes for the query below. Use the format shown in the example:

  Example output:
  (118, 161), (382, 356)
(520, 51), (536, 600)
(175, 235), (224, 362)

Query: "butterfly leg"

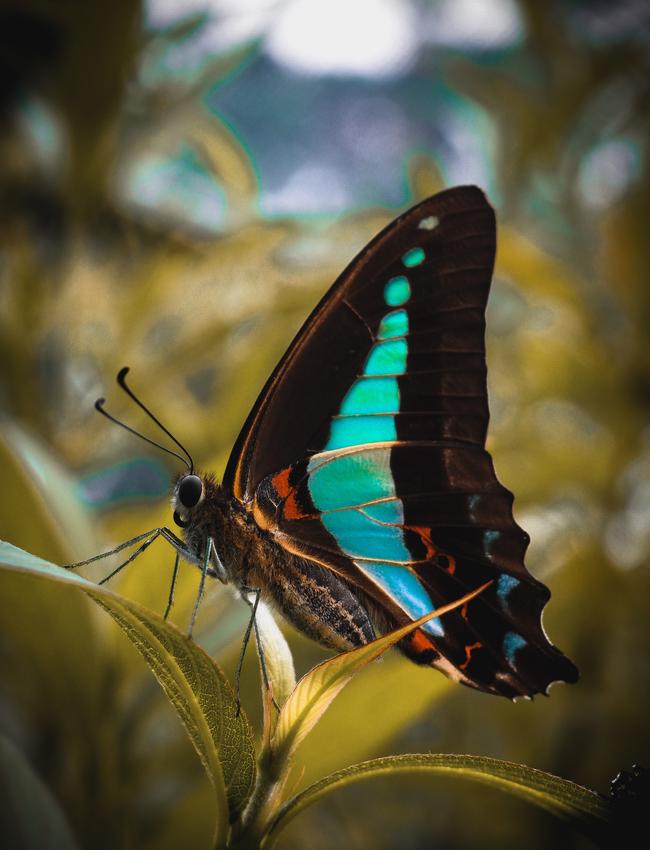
(64, 527), (190, 569)
(64, 529), (167, 570)
(163, 553), (181, 620)
(234, 585), (261, 715)
(252, 605), (281, 714)
(97, 529), (175, 585)
(235, 585), (280, 715)
(67, 528), (198, 622)
(187, 536), (214, 639)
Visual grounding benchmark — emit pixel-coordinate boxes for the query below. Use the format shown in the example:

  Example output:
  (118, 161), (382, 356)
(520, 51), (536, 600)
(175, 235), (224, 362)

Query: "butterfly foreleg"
(97, 529), (175, 586)
(64, 528), (167, 570)
(63, 527), (189, 592)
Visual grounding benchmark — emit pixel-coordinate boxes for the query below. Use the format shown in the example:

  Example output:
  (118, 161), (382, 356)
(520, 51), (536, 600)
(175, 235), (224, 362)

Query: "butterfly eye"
(178, 474), (203, 508)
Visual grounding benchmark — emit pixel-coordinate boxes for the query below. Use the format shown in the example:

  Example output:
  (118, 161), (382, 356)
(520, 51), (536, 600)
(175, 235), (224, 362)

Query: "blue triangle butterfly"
(72, 186), (578, 699)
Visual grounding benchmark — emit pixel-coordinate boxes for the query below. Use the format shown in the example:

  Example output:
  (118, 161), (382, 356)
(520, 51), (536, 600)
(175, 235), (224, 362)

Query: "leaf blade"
(264, 754), (614, 849)
(0, 734), (80, 850)
(0, 541), (257, 844)
(271, 583), (491, 764)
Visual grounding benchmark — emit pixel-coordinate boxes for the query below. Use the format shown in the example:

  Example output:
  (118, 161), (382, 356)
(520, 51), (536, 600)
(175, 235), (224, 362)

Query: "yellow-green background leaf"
(0, 542), (256, 845)
(265, 754), (613, 849)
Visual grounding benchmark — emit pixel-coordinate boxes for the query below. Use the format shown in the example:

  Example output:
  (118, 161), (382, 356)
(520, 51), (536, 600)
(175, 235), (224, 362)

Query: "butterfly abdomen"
(259, 549), (377, 652)
(215, 492), (375, 652)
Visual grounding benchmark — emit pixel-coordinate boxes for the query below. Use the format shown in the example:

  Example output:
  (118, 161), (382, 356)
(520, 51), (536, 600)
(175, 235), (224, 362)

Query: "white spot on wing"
(418, 215), (439, 230)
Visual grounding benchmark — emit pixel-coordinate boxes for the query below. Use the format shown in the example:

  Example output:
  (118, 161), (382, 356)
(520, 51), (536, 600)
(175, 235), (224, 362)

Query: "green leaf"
(271, 584), (490, 766)
(0, 734), (80, 850)
(291, 652), (451, 791)
(264, 754), (614, 849)
(0, 542), (256, 847)
(0, 420), (97, 564)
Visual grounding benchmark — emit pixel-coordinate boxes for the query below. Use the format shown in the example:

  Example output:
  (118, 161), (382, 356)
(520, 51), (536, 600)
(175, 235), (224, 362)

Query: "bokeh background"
(1, 1), (649, 848)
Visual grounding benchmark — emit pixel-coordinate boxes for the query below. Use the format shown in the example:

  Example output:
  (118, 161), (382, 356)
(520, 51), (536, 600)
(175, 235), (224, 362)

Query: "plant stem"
(229, 745), (285, 850)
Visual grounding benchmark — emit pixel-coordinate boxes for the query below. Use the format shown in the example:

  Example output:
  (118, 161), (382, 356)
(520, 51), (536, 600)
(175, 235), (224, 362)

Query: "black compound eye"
(178, 474), (203, 508)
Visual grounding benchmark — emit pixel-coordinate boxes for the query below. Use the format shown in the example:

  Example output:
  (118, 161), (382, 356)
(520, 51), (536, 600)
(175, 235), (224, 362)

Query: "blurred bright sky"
(126, 0), (644, 228)
(147, 0), (524, 66)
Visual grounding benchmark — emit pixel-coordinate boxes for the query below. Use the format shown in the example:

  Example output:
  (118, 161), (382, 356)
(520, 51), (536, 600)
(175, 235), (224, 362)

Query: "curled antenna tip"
(95, 398), (106, 410)
(117, 366), (130, 385)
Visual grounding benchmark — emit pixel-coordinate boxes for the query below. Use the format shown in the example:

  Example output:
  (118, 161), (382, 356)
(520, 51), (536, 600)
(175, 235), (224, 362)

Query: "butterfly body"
(173, 475), (377, 651)
(167, 185), (578, 700)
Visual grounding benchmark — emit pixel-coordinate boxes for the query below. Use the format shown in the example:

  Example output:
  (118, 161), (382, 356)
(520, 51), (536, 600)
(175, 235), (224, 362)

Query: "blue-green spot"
(364, 339), (408, 376)
(503, 631), (527, 664)
(322, 509), (411, 561)
(340, 376), (399, 415)
(363, 499), (403, 524)
(377, 309), (408, 340)
(358, 561), (444, 637)
(483, 529), (501, 554)
(308, 450), (394, 511)
(497, 574), (520, 614)
(497, 574), (520, 599)
(402, 247), (425, 268)
(384, 275), (411, 307)
(326, 415), (396, 451)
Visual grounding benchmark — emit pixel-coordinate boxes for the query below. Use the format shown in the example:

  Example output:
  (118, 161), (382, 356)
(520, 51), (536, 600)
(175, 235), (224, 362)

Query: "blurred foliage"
(0, 0), (649, 848)
(0, 544), (614, 850)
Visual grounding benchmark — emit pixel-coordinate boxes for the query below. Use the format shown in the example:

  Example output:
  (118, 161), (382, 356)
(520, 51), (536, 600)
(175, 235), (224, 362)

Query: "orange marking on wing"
(446, 555), (457, 575)
(408, 525), (436, 560)
(408, 629), (437, 654)
(460, 602), (469, 620)
(284, 491), (304, 520)
(459, 641), (482, 671)
(272, 467), (309, 520)
(272, 467), (292, 499)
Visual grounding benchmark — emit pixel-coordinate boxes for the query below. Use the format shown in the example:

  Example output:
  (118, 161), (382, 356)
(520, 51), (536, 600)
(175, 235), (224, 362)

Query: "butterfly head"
(93, 367), (225, 542)
(172, 473), (204, 528)
(170, 471), (230, 576)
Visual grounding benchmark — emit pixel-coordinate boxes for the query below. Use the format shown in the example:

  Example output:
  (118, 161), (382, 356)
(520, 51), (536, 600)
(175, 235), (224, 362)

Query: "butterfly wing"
(225, 186), (578, 698)
(224, 186), (492, 501)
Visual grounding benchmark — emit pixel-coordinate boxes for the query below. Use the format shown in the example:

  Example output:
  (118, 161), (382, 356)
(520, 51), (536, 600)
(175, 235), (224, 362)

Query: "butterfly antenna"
(93, 367), (194, 472)
(116, 367), (195, 472)
(95, 399), (191, 470)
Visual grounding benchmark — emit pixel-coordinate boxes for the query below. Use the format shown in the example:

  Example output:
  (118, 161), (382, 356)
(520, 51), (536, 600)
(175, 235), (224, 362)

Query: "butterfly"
(71, 185), (578, 700)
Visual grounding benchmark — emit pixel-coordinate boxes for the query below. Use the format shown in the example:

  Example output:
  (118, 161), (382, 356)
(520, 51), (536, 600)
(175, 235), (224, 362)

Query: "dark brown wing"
(223, 186), (493, 501)
(225, 186), (578, 697)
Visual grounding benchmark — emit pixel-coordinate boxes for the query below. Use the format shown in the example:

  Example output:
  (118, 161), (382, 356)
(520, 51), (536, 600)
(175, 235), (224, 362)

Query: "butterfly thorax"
(171, 473), (242, 582)
(173, 472), (377, 652)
